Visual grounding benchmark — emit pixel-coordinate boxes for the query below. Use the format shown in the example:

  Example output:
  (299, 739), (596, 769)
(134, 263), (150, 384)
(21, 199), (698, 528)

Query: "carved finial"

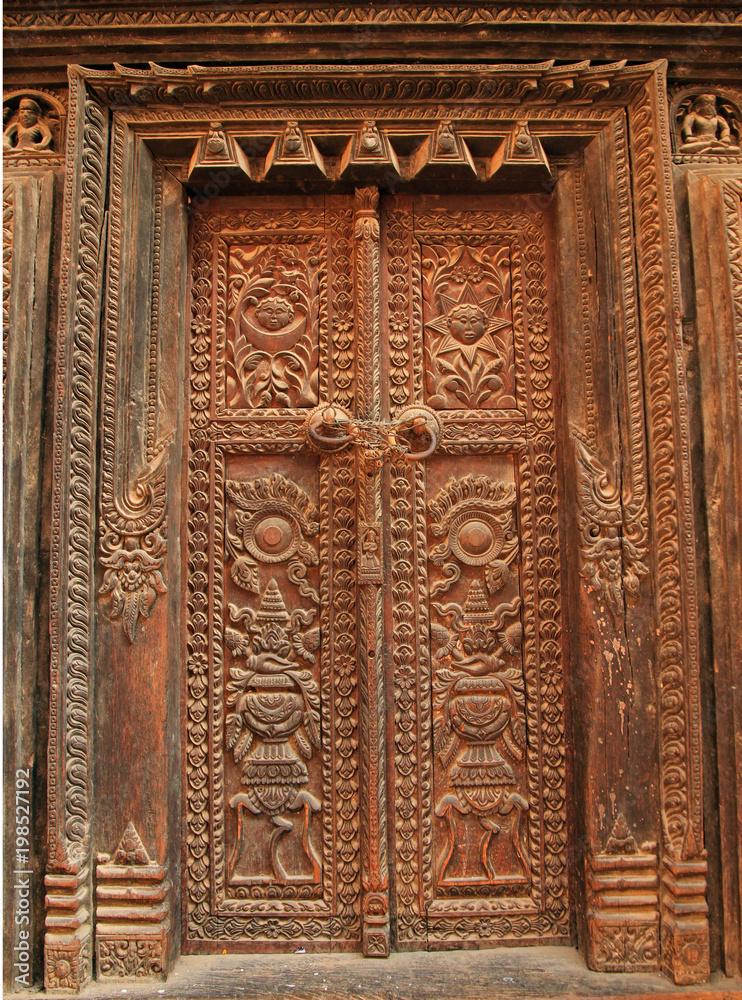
(112, 822), (152, 866)
(462, 579), (492, 626)
(354, 186), (380, 238)
(255, 578), (290, 624)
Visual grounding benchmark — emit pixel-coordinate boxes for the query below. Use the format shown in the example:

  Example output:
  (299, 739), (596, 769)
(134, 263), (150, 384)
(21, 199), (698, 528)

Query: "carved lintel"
(585, 815), (659, 973)
(487, 120), (551, 188)
(188, 120), (253, 185)
(265, 120), (326, 179)
(95, 824), (170, 980)
(340, 122), (399, 184)
(44, 869), (92, 992)
(410, 122), (476, 180)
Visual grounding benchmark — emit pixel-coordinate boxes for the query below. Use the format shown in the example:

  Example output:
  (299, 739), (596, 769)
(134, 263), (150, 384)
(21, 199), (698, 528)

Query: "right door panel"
(383, 195), (569, 949)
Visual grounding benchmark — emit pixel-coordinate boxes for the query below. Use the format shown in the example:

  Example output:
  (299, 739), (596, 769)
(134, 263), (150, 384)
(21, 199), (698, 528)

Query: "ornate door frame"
(46, 59), (707, 989)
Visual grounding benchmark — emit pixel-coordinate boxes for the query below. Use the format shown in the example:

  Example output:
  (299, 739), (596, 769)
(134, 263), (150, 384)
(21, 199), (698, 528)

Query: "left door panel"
(184, 197), (362, 951)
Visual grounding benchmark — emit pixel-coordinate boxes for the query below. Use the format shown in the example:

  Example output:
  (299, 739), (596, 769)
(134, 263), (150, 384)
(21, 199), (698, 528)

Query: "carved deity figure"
(3, 98), (52, 152)
(679, 94), (734, 153)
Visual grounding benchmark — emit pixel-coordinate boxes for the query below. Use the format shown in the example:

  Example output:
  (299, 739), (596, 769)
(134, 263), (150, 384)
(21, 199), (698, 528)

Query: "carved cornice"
(76, 60), (653, 111)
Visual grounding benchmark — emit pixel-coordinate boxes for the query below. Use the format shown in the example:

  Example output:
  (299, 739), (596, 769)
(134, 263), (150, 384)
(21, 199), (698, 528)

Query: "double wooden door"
(184, 190), (568, 954)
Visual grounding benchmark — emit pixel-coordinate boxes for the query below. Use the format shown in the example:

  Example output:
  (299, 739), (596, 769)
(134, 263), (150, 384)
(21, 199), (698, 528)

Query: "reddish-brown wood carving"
(36, 57), (717, 990)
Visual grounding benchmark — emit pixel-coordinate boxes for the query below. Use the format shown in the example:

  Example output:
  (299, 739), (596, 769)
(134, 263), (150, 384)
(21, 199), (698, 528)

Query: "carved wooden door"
(184, 191), (568, 956)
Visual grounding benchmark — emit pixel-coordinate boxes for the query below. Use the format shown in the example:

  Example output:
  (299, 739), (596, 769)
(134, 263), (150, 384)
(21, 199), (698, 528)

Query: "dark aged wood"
(3, 6), (742, 997)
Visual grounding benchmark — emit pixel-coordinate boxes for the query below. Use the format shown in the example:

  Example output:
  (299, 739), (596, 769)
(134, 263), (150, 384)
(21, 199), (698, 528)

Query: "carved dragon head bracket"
(305, 404), (441, 469)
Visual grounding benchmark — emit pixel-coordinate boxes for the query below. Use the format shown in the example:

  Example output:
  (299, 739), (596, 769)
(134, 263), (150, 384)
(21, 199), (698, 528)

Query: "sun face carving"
(426, 281), (510, 364)
(254, 295), (296, 331)
(422, 245), (515, 408)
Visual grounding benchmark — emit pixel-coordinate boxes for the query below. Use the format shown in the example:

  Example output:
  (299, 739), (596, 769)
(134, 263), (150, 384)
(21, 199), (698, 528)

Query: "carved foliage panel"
(186, 199), (361, 948)
(385, 196), (568, 946)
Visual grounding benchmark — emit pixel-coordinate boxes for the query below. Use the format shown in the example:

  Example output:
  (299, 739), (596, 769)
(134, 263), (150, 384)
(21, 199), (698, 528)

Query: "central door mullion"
(354, 186), (392, 957)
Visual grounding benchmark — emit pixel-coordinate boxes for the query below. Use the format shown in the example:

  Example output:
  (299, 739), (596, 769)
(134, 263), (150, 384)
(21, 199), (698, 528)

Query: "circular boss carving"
(243, 511), (300, 563)
(449, 508), (505, 566)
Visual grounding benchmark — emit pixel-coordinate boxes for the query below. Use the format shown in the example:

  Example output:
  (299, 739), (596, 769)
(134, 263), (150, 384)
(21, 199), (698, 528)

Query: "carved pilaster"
(354, 186), (390, 957)
(95, 824), (170, 980)
(628, 68), (709, 983)
(585, 816), (659, 973)
(46, 68), (108, 993)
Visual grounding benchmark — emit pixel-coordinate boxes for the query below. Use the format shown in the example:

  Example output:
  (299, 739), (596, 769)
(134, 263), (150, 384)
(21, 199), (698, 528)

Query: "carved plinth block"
(487, 121), (551, 189)
(660, 856), (710, 985)
(585, 847), (659, 973)
(44, 869), (92, 992)
(362, 893), (390, 958)
(95, 824), (170, 980)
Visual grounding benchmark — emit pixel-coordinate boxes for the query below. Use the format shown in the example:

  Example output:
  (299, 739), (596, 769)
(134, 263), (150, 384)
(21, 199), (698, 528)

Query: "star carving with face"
(425, 281), (511, 364)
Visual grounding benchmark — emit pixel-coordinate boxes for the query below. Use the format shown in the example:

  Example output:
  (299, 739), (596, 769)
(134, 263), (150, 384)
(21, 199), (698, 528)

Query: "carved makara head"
(255, 295), (296, 331)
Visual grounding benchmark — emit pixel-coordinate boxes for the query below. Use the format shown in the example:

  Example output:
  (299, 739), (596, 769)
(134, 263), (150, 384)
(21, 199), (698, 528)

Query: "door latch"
(306, 404), (441, 468)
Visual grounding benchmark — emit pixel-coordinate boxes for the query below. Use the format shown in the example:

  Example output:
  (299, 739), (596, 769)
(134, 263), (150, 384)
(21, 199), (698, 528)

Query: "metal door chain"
(306, 404), (441, 468)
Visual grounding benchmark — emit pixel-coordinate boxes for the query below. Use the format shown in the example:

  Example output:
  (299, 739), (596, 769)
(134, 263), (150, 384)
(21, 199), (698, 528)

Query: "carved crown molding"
(5, 3), (742, 28)
(78, 59), (653, 111)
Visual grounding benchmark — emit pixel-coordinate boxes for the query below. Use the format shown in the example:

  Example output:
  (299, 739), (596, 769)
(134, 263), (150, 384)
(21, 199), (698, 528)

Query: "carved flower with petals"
(99, 537), (167, 643)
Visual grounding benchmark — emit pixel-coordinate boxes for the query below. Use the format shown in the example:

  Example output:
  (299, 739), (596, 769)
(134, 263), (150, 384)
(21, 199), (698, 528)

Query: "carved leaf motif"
(233, 730), (254, 763)
(226, 712), (243, 750)
(225, 626), (250, 658)
(231, 555), (259, 593)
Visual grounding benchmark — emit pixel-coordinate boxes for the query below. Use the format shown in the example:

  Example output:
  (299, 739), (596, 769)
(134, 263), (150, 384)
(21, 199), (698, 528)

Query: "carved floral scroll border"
(6, 5), (742, 29)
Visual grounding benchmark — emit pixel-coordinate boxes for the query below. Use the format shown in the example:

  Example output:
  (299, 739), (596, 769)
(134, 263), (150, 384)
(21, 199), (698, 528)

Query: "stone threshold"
(70, 946), (742, 1000)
